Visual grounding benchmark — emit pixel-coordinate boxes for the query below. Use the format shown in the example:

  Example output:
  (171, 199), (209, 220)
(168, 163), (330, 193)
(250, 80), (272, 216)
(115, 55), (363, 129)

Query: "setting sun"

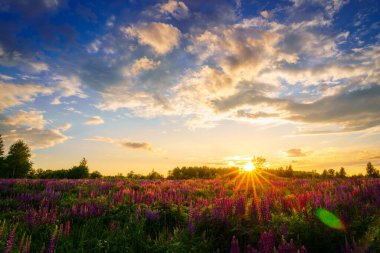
(243, 162), (255, 172)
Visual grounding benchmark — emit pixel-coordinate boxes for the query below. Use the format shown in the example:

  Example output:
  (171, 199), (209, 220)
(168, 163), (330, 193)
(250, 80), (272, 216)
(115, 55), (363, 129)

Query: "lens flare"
(316, 208), (345, 230)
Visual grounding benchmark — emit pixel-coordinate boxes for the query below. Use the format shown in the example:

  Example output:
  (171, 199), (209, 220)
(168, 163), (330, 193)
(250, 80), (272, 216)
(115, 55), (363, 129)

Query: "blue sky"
(1, 0), (380, 175)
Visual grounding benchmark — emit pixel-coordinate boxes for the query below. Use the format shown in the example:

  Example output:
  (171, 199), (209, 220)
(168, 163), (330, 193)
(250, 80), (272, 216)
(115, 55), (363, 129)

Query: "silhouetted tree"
(337, 167), (347, 178)
(285, 165), (294, 177)
(146, 169), (164, 180)
(67, 157), (89, 179)
(322, 169), (328, 178)
(90, 171), (102, 179)
(5, 140), (33, 178)
(328, 169), (335, 177)
(366, 162), (379, 178)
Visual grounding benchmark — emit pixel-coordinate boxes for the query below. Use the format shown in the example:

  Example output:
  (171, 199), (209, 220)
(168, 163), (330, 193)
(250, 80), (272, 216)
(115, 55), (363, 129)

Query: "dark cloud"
(121, 141), (152, 151)
(220, 84), (380, 132)
(286, 148), (307, 157)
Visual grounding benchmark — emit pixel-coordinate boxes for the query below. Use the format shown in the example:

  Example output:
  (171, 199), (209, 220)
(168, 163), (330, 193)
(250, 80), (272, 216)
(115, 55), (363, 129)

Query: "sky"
(0, 0), (380, 176)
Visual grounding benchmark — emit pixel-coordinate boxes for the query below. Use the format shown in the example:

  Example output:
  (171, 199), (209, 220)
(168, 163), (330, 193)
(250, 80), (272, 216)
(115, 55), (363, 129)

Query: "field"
(0, 178), (379, 253)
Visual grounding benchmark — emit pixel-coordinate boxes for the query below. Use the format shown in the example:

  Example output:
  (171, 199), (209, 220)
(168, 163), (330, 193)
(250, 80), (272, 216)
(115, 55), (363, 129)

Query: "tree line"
(0, 135), (379, 179)
(0, 135), (101, 179)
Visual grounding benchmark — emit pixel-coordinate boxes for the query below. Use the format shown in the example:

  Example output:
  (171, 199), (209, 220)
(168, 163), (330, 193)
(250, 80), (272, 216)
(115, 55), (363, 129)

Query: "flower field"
(0, 178), (379, 253)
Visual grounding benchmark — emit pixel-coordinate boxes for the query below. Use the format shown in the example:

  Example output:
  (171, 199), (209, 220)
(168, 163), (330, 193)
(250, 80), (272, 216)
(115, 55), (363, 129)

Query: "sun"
(243, 162), (255, 172)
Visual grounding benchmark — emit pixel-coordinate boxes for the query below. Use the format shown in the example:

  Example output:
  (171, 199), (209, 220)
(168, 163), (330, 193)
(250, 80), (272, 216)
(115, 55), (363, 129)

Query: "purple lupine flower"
(258, 231), (276, 253)
(281, 223), (287, 237)
(4, 225), (17, 253)
(0, 220), (5, 241)
(230, 236), (240, 253)
(48, 226), (58, 253)
(64, 221), (70, 237)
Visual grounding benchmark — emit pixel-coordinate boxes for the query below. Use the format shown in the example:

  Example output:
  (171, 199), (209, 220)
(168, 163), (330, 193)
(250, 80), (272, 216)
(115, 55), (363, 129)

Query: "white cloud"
(85, 116), (104, 125)
(260, 10), (271, 19)
(86, 39), (102, 53)
(0, 74), (14, 80)
(28, 61), (49, 72)
(0, 81), (53, 112)
(122, 22), (181, 55)
(158, 0), (189, 19)
(51, 75), (87, 104)
(58, 123), (72, 131)
(3, 128), (69, 150)
(2, 110), (46, 129)
(123, 57), (161, 76)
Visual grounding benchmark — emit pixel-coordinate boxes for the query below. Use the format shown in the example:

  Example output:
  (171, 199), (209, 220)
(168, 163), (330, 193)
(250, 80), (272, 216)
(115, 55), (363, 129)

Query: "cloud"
(120, 141), (153, 151)
(0, 81), (53, 112)
(28, 61), (49, 72)
(0, 74), (14, 80)
(158, 0), (189, 19)
(2, 110), (46, 129)
(260, 10), (271, 19)
(85, 116), (104, 125)
(86, 39), (102, 53)
(51, 75), (87, 104)
(1, 109), (69, 150)
(226, 84), (380, 133)
(122, 22), (181, 55)
(286, 148), (307, 157)
(86, 136), (154, 152)
(124, 57), (161, 76)
(58, 123), (72, 131)
(2, 128), (69, 150)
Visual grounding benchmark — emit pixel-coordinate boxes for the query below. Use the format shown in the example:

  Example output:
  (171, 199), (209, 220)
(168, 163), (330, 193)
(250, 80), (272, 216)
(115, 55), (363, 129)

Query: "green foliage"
(4, 139), (32, 178)
(366, 162), (379, 178)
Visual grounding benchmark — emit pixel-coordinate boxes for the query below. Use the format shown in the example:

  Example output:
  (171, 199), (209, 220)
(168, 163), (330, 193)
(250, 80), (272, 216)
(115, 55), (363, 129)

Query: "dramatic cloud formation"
(0, 0), (379, 172)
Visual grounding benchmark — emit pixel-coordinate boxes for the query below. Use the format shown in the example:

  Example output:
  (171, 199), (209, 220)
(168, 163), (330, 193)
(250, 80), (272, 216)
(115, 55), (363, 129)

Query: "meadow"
(0, 177), (379, 253)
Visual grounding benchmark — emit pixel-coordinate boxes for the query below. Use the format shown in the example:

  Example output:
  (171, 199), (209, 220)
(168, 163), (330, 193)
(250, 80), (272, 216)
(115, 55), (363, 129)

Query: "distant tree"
(337, 167), (347, 178)
(67, 157), (89, 179)
(90, 171), (102, 179)
(322, 169), (328, 178)
(146, 169), (164, 180)
(328, 169), (335, 178)
(366, 162), (379, 178)
(285, 165), (294, 177)
(252, 156), (267, 170)
(5, 140), (33, 178)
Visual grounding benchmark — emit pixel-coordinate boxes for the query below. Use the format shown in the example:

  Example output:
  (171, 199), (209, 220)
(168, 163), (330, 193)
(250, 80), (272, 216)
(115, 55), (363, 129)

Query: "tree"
(146, 169), (164, 180)
(366, 162), (379, 178)
(338, 167), (347, 178)
(328, 169), (335, 178)
(5, 140), (33, 178)
(322, 169), (328, 178)
(90, 171), (102, 179)
(67, 157), (89, 179)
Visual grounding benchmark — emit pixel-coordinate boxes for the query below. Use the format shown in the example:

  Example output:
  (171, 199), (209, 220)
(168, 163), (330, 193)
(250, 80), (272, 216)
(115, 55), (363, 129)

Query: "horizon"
(1, 0), (380, 176)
